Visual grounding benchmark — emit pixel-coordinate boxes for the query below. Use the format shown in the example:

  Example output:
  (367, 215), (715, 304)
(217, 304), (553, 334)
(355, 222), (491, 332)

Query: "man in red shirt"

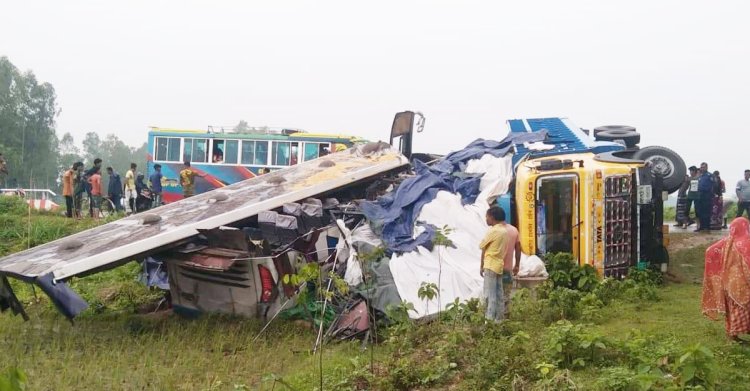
(88, 166), (103, 219)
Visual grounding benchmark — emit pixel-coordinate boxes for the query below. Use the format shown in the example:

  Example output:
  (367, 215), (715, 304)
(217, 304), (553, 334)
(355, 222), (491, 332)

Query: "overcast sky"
(2, 0), (749, 185)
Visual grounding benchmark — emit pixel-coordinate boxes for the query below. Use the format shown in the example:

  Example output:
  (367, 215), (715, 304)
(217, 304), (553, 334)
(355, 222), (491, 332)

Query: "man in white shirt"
(737, 169), (750, 218)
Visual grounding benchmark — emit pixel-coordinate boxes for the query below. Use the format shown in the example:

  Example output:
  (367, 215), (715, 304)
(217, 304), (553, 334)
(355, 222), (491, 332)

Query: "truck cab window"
(536, 176), (578, 256)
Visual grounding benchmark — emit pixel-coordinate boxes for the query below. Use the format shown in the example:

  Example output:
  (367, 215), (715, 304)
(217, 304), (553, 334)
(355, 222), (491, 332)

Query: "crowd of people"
(675, 163), (750, 232)
(61, 159), (164, 219)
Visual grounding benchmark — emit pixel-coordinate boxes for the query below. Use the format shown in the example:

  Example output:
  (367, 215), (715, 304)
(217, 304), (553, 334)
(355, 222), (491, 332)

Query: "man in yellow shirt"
(125, 163), (137, 213)
(479, 206), (517, 322)
(179, 161), (204, 198)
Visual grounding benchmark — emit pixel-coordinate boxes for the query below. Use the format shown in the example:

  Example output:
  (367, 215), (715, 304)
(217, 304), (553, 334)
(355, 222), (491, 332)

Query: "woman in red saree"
(702, 217), (750, 338)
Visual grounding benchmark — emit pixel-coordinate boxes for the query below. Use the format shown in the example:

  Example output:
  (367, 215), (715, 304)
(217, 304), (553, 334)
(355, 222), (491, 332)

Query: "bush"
(594, 366), (638, 391)
(674, 343), (717, 389)
(544, 252), (599, 292)
(543, 321), (612, 369)
(628, 267), (664, 286)
(538, 285), (583, 322)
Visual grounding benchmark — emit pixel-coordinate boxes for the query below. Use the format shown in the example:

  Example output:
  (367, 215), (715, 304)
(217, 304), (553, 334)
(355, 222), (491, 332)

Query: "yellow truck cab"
(505, 119), (685, 278)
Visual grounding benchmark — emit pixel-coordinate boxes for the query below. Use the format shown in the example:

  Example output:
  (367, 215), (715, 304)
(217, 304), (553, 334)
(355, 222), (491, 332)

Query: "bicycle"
(99, 197), (117, 218)
(80, 195), (118, 219)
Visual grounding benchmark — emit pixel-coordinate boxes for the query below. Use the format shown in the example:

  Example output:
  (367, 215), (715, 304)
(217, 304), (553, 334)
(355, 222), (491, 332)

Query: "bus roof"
(148, 127), (361, 142)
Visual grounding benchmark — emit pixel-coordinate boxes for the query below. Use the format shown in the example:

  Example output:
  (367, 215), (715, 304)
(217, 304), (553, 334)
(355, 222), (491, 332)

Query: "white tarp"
(387, 154), (546, 318)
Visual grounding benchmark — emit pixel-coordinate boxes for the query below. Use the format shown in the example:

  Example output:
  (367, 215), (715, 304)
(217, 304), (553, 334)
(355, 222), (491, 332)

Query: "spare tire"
(594, 125), (636, 136)
(632, 146), (686, 194)
(595, 130), (641, 147)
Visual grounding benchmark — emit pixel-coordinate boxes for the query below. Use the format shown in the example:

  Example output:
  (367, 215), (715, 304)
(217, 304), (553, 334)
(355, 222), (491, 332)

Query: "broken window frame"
(302, 142), (332, 161)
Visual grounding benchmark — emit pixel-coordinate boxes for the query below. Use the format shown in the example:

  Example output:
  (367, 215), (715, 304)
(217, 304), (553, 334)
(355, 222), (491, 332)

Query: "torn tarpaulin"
(0, 275), (28, 321)
(362, 131), (547, 253)
(36, 273), (89, 320)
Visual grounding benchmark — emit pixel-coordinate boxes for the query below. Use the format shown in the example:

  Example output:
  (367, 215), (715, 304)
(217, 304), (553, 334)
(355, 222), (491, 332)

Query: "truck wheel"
(595, 130), (641, 147)
(593, 125), (636, 136)
(633, 146), (686, 194)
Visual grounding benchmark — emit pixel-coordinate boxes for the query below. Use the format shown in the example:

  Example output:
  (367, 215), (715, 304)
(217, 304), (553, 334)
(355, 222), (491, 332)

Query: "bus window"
(167, 138), (180, 161)
(156, 137), (169, 161)
(290, 142), (299, 165)
(255, 141), (268, 165)
(224, 140), (239, 164)
(183, 139), (193, 162)
(241, 141), (255, 165)
(303, 143), (319, 161)
(241, 141), (269, 165)
(272, 142), (290, 166)
(192, 139), (208, 163)
(155, 137), (181, 162)
(212, 140), (225, 163)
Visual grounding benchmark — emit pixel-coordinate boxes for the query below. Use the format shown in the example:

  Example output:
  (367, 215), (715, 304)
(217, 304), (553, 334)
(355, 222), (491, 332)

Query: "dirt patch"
(666, 231), (726, 284)
(668, 230), (724, 253)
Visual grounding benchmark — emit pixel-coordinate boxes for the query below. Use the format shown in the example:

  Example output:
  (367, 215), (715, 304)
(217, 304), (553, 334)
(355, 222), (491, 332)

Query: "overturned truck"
(0, 113), (683, 324)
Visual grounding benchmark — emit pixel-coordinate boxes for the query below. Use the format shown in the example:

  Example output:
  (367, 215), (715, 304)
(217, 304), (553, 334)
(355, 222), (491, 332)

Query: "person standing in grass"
(149, 164), (163, 207)
(702, 217), (750, 339)
(107, 167), (124, 212)
(88, 166), (103, 219)
(686, 166), (700, 228)
(62, 162), (81, 218)
(696, 162), (714, 232)
(736, 170), (750, 219)
(480, 206), (518, 322)
(125, 163), (137, 213)
(73, 162), (85, 219)
(83, 158), (102, 217)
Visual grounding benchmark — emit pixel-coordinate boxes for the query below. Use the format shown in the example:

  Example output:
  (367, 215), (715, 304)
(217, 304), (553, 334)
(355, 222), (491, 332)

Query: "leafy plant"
(432, 225), (454, 319)
(543, 320), (610, 369)
(544, 252), (599, 292)
(628, 267), (664, 286)
(539, 286), (583, 322)
(443, 297), (484, 326)
(417, 282), (439, 315)
(674, 343), (717, 389)
(281, 262), (349, 328)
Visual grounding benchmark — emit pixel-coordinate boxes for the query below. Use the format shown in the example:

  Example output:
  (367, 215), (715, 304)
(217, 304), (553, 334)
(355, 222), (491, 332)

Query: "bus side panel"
(156, 162), (259, 203)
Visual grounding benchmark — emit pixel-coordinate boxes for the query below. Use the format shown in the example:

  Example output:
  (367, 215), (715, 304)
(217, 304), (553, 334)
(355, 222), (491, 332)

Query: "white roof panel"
(0, 145), (408, 282)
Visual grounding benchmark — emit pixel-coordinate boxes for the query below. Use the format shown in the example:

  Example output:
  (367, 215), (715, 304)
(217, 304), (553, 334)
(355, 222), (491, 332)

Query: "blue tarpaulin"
(362, 131), (547, 253)
(36, 273), (89, 320)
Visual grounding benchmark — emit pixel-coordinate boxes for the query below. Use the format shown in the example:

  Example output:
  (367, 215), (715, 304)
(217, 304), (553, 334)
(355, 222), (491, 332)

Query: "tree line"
(0, 56), (147, 192)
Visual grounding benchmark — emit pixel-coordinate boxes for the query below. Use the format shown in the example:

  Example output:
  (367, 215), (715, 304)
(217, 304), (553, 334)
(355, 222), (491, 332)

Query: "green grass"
(2, 196), (750, 390)
(0, 310), (377, 390)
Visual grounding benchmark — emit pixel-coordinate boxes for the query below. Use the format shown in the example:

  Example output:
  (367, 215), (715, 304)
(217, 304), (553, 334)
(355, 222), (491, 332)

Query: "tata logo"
(525, 192), (533, 202)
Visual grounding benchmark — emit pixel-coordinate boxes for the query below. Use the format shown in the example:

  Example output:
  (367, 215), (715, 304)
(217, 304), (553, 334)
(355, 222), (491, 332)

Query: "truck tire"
(593, 125), (636, 136)
(595, 130), (641, 147)
(633, 146), (686, 194)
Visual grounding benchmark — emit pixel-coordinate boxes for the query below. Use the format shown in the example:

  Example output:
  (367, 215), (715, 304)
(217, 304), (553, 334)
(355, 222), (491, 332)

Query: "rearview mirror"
(390, 111), (425, 158)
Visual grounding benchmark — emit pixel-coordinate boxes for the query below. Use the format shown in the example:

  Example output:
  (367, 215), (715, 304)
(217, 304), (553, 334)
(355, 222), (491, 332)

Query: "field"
(1, 196), (749, 390)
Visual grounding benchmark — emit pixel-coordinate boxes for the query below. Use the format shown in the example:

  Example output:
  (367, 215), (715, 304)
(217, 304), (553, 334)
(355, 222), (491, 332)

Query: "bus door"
(535, 174), (580, 259)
